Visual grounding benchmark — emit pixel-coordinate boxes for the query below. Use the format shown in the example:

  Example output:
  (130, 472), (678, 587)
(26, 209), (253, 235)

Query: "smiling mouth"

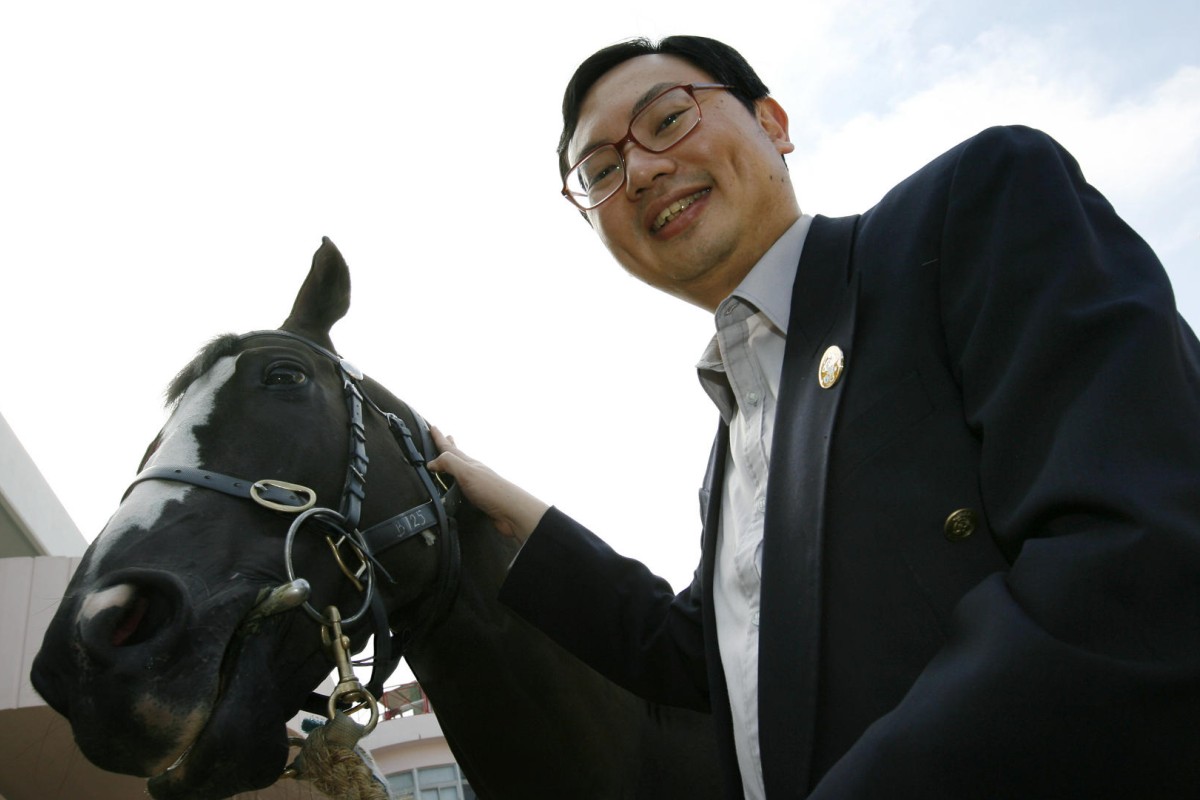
(651, 189), (709, 233)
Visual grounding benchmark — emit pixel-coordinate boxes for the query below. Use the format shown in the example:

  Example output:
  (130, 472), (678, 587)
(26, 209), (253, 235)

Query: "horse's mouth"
(156, 742), (197, 781)
(146, 697), (216, 791)
(146, 670), (292, 800)
(146, 583), (317, 800)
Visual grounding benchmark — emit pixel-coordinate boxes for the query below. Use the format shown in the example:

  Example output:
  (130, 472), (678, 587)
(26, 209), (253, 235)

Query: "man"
(429, 36), (1200, 798)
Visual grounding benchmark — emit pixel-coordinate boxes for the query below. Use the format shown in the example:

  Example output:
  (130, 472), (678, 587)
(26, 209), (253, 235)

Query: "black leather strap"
(361, 498), (443, 554)
(126, 465), (315, 509)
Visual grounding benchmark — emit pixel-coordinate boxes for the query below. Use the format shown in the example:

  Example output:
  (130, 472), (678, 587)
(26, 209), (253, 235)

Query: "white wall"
(0, 413), (86, 558)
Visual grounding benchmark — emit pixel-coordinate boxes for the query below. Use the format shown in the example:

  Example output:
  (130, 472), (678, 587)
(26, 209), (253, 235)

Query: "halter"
(124, 329), (461, 720)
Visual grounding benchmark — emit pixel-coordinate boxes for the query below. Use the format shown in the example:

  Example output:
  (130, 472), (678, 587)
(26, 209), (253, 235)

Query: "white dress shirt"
(696, 214), (811, 798)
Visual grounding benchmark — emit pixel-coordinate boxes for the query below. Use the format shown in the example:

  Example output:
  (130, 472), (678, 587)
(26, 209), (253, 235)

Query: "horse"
(30, 238), (722, 800)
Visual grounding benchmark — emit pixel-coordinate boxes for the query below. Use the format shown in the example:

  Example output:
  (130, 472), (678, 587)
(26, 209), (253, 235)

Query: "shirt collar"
(696, 215), (812, 418)
(696, 214), (811, 372)
(723, 214), (812, 335)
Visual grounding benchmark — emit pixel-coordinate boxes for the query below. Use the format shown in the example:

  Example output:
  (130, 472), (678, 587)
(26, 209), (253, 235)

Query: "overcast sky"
(2, 0), (1197, 597)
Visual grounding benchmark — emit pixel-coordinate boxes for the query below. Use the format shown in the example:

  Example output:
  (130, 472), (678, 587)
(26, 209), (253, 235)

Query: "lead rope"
(286, 712), (392, 800)
(285, 606), (394, 799)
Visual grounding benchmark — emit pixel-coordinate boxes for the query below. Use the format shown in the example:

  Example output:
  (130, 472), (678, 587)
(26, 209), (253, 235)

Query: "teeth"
(652, 190), (708, 232)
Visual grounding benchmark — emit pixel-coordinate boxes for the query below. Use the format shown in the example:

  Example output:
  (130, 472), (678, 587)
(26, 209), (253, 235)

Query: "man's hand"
(428, 427), (550, 543)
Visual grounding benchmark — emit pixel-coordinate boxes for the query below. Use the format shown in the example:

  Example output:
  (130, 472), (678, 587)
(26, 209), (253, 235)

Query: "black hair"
(557, 35), (771, 180)
(165, 333), (240, 407)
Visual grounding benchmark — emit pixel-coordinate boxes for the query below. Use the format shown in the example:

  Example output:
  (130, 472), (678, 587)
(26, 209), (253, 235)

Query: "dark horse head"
(33, 238), (724, 800)
(31, 238), (452, 799)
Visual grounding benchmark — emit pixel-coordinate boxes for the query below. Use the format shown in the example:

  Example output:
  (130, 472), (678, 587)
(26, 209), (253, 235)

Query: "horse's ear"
(281, 237), (350, 349)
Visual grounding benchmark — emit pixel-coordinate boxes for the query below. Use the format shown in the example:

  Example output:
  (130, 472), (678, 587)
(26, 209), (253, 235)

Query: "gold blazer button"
(819, 345), (845, 389)
(944, 508), (978, 541)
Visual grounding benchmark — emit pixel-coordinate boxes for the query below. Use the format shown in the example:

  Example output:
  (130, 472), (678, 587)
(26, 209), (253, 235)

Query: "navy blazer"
(501, 126), (1200, 798)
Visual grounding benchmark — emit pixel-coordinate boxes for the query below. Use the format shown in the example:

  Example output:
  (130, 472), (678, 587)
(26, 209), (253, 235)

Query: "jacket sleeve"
(498, 506), (712, 711)
(811, 127), (1200, 798)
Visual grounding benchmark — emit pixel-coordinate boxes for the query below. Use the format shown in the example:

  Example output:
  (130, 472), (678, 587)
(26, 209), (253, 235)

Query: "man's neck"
(684, 211), (804, 312)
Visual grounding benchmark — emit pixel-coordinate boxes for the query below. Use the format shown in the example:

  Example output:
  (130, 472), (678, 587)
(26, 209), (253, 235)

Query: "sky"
(2, 0), (1197, 600)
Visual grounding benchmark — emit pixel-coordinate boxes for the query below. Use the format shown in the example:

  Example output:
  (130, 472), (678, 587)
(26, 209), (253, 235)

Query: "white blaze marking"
(78, 583), (136, 622)
(86, 355), (240, 573)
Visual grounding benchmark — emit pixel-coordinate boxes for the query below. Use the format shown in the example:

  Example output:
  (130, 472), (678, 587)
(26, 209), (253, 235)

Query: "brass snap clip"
(320, 605), (380, 736)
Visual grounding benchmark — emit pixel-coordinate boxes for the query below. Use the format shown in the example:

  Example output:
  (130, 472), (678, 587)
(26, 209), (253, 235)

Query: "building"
(0, 410), (469, 800)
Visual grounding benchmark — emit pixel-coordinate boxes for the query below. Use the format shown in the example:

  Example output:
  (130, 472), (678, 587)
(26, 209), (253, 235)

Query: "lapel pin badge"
(819, 345), (845, 389)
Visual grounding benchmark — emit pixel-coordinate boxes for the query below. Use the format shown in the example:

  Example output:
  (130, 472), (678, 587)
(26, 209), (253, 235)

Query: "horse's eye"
(264, 363), (308, 387)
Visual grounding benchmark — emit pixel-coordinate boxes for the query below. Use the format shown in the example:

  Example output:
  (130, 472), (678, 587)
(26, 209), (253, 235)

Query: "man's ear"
(756, 96), (795, 156)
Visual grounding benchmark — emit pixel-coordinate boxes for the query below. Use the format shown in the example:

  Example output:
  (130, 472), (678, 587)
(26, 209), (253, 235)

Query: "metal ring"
(327, 689), (380, 736)
(284, 506), (374, 626)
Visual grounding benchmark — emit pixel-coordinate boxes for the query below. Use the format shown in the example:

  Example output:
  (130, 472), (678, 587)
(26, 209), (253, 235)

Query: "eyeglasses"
(561, 83), (734, 211)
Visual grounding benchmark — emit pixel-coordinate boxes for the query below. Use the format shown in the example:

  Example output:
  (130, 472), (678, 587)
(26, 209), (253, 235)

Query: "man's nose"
(622, 144), (676, 199)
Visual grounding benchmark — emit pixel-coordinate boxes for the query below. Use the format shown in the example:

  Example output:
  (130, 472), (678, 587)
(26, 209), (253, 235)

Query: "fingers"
(429, 425), (452, 460)
(428, 426), (462, 473)
(424, 425), (549, 544)
(430, 425), (455, 452)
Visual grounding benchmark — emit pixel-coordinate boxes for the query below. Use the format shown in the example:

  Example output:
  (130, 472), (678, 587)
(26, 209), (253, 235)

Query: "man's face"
(567, 54), (799, 311)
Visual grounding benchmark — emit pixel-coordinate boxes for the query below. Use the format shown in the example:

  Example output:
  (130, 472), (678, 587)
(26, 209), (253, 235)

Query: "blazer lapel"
(759, 214), (860, 795)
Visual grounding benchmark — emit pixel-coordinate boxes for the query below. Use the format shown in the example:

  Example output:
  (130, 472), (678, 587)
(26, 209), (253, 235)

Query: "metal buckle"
(325, 534), (368, 593)
(251, 479), (317, 513)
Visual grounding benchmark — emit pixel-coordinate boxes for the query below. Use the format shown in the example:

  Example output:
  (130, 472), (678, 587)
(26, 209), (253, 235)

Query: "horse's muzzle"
(30, 568), (211, 777)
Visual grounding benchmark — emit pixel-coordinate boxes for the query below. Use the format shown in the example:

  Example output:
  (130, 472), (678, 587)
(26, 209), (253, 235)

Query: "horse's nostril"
(78, 578), (181, 660)
(110, 594), (151, 647)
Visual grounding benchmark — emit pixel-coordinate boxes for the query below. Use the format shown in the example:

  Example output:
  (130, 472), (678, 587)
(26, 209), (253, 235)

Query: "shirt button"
(756, 497), (766, 513)
(752, 611), (761, 626)
(747, 391), (760, 406)
(723, 300), (739, 315)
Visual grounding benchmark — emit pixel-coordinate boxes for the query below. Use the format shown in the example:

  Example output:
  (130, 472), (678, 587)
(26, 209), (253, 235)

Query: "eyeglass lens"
(565, 87), (702, 209)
